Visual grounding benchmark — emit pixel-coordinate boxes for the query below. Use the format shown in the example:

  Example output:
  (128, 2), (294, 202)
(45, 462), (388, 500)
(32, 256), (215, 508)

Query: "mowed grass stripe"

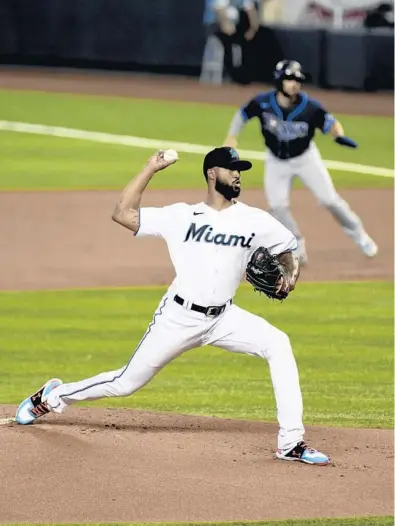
(0, 89), (393, 168)
(0, 282), (392, 428)
(0, 280), (389, 293)
(1, 120), (392, 177)
(1, 132), (392, 191)
(0, 89), (393, 190)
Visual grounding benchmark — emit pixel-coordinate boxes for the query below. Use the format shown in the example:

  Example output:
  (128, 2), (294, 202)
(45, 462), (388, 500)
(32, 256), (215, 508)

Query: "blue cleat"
(276, 441), (329, 465)
(15, 378), (62, 425)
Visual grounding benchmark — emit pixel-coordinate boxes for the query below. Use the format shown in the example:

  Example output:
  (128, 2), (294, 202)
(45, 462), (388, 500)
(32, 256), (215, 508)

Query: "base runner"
(224, 59), (378, 265)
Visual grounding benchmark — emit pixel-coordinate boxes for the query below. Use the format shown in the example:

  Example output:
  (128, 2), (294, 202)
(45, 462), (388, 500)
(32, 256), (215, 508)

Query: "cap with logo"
(203, 147), (252, 177)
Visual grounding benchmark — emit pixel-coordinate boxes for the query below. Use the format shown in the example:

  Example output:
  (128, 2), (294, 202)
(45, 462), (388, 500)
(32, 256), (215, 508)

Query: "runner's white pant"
(47, 294), (304, 451)
(264, 143), (364, 242)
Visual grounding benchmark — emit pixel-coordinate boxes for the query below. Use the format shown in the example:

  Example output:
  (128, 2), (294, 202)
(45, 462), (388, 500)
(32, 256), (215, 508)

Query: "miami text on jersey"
(184, 223), (256, 248)
(262, 113), (309, 141)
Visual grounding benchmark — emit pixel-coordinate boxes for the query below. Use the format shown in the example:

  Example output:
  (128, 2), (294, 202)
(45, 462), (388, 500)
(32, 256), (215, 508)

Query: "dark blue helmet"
(274, 60), (306, 88)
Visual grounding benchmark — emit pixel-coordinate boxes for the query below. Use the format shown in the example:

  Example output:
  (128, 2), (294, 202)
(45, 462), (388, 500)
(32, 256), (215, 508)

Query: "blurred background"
(0, 0), (393, 91)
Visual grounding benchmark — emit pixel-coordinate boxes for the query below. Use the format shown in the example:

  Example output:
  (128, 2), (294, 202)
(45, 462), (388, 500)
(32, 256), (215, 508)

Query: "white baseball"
(163, 149), (179, 162)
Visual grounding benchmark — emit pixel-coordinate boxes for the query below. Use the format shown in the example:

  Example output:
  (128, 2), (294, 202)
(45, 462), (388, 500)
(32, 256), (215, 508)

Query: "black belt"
(174, 295), (231, 317)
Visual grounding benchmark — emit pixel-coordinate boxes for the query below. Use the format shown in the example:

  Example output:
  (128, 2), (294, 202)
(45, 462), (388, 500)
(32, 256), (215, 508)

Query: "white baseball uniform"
(46, 200), (305, 451)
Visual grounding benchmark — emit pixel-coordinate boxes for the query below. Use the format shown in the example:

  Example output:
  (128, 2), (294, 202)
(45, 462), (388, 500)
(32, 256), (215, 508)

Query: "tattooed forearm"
(112, 206), (140, 233)
(277, 251), (300, 289)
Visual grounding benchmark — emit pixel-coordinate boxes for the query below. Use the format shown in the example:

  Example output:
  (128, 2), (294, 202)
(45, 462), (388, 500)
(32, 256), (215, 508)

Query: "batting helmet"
(274, 60), (306, 92)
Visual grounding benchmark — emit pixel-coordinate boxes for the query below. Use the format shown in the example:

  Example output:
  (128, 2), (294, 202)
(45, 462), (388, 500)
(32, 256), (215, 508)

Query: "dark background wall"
(0, 0), (393, 91)
(0, 0), (206, 71)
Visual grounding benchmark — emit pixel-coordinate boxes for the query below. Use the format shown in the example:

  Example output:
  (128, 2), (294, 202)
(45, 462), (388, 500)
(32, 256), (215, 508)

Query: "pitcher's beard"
(215, 179), (240, 201)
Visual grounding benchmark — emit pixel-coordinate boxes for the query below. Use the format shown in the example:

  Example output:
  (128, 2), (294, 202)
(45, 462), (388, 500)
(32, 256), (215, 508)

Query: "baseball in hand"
(163, 149), (179, 162)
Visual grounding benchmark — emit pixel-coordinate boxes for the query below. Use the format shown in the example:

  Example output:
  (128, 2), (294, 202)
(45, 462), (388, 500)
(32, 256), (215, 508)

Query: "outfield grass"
(0, 90), (393, 190)
(0, 282), (392, 428)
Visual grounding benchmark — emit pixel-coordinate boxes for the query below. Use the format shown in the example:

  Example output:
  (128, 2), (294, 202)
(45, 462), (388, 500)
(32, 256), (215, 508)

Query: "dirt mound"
(0, 405), (392, 523)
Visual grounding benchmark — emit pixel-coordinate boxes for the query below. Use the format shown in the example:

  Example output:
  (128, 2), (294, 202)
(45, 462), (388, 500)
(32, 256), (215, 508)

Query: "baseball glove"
(246, 247), (289, 301)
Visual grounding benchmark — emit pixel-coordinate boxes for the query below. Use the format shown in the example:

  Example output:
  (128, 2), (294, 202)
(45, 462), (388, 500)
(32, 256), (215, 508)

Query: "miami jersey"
(135, 201), (296, 305)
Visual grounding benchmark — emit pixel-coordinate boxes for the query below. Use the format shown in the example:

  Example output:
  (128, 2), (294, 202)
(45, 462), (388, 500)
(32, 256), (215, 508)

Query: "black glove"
(335, 136), (358, 148)
(246, 247), (289, 301)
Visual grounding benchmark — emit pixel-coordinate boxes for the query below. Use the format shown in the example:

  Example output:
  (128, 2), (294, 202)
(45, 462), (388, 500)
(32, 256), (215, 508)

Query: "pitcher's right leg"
(16, 297), (198, 424)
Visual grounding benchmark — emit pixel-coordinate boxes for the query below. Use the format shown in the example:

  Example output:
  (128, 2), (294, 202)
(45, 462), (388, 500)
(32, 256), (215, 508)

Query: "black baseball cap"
(203, 147), (252, 177)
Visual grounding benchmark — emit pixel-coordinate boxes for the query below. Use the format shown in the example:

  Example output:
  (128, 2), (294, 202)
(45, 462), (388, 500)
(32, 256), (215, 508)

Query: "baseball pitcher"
(16, 147), (329, 465)
(224, 59), (378, 265)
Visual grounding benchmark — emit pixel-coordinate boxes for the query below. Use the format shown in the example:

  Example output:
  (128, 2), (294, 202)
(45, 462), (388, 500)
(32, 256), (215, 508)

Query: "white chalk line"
(0, 417), (16, 426)
(0, 120), (393, 178)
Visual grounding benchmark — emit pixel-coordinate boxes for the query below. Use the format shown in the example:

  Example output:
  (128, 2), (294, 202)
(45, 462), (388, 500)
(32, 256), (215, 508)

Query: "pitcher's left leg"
(207, 305), (303, 450)
(298, 144), (378, 257)
(206, 305), (329, 464)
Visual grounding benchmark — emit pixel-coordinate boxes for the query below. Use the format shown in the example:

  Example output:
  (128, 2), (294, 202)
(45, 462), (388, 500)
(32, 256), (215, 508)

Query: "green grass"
(0, 282), (392, 428)
(0, 90), (393, 190)
(3, 517), (394, 526)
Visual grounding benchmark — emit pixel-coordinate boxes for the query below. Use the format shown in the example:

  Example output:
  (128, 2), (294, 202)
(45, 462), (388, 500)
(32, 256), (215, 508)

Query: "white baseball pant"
(264, 143), (364, 241)
(47, 293), (305, 452)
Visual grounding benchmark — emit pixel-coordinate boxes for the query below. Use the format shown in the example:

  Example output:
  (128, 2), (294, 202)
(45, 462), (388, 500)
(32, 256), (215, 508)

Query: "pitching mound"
(0, 405), (392, 523)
